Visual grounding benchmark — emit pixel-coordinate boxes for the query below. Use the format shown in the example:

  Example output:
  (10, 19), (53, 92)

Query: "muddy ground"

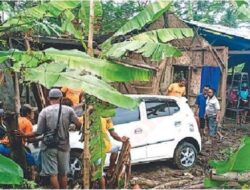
(130, 119), (250, 189)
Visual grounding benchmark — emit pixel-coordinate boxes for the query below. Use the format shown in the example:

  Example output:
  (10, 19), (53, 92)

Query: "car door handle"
(134, 128), (143, 134)
(174, 121), (181, 127)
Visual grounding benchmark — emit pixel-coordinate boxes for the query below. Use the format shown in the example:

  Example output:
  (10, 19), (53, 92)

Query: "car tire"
(174, 142), (197, 169)
(68, 150), (83, 187)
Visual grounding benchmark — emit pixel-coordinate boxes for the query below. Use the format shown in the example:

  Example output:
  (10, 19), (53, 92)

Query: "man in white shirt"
(205, 88), (221, 145)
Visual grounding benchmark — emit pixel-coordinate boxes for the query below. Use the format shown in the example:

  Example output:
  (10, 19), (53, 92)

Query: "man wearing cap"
(17, 88), (82, 189)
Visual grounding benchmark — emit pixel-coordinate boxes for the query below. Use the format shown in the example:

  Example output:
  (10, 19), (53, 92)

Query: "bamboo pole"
(87, 0), (94, 56)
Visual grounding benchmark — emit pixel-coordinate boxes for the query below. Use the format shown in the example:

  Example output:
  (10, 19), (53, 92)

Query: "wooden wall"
(115, 12), (228, 115)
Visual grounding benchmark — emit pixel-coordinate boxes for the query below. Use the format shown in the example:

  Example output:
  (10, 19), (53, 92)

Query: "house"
(115, 13), (228, 116)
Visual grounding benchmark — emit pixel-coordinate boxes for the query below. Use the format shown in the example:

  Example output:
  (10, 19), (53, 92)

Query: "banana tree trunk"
(83, 0), (94, 187)
(83, 104), (91, 189)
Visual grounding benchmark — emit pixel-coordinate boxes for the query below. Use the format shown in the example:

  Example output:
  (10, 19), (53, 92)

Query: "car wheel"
(174, 142), (197, 169)
(68, 150), (83, 187)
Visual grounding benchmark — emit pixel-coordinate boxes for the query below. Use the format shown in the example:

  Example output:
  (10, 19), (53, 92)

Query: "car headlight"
(189, 123), (194, 132)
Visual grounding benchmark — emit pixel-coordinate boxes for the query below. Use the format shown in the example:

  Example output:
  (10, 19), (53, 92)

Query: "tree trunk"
(87, 0), (94, 56)
(84, 0), (94, 187)
(8, 38), (27, 173)
(211, 172), (250, 183)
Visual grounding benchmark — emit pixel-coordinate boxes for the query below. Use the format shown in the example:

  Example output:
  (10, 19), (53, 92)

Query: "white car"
(29, 95), (201, 179)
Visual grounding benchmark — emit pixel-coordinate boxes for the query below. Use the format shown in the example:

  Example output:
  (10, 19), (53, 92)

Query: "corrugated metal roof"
(185, 20), (250, 40)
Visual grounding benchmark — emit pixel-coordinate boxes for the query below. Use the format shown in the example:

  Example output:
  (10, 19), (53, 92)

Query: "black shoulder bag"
(43, 103), (62, 148)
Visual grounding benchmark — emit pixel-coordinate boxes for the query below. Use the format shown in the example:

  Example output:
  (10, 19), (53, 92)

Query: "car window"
(112, 107), (140, 125)
(145, 99), (180, 119)
(145, 100), (170, 119)
(168, 101), (180, 115)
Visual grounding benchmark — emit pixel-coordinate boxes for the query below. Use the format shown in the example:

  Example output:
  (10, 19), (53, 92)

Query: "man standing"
(195, 85), (209, 137)
(205, 88), (221, 145)
(17, 88), (81, 189)
(166, 78), (186, 97)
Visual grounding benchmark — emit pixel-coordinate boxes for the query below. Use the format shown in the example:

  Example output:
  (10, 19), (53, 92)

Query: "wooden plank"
(152, 59), (167, 94)
(220, 47), (228, 119)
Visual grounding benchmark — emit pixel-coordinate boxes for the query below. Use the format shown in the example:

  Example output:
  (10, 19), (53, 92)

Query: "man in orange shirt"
(166, 78), (186, 97)
(19, 104), (37, 144)
(0, 104), (37, 167)
(61, 87), (84, 107)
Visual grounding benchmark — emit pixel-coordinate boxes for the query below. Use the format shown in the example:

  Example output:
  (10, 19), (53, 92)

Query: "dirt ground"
(130, 119), (250, 189)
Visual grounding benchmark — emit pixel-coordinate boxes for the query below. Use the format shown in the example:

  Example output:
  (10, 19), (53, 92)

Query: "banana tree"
(0, 48), (151, 109)
(102, 0), (194, 62)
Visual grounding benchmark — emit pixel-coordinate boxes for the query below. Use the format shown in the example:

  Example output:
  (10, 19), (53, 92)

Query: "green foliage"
(0, 49), (147, 109)
(236, 1), (250, 22)
(0, 1), (81, 32)
(78, 0), (103, 35)
(113, 0), (172, 37)
(102, 0), (172, 51)
(13, 179), (37, 189)
(173, 0), (250, 28)
(88, 101), (116, 180)
(0, 154), (23, 185)
(0, 48), (152, 82)
(100, 0), (146, 35)
(24, 63), (140, 109)
(131, 28), (194, 42)
(102, 0), (194, 62)
(204, 177), (226, 189)
(209, 137), (250, 174)
(106, 28), (193, 61)
(204, 137), (250, 188)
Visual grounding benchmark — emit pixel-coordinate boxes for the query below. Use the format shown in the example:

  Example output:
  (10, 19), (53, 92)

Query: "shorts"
(207, 116), (217, 137)
(199, 118), (206, 129)
(40, 148), (69, 176)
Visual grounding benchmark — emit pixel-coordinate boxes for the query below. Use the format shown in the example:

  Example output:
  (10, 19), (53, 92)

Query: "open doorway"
(172, 65), (189, 95)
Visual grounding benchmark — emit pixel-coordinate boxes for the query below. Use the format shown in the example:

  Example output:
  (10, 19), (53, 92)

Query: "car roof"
(126, 94), (187, 102)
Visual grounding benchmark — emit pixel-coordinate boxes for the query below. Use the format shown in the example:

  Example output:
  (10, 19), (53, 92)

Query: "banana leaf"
(105, 28), (193, 61)
(131, 28), (194, 42)
(113, 0), (172, 37)
(204, 136), (250, 188)
(0, 1), (81, 32)
(101, 0), (172, 51)
(0, 48), (152, 82)
(24, 63), (139, 109)
(105, 40), (182, 61)
(0, 154), (23, 185)
(209, 136), (250, 174)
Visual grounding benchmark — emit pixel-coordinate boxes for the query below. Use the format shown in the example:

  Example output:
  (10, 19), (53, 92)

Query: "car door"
(144, 98), (180, 159)
(111, 102), (147, 161)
